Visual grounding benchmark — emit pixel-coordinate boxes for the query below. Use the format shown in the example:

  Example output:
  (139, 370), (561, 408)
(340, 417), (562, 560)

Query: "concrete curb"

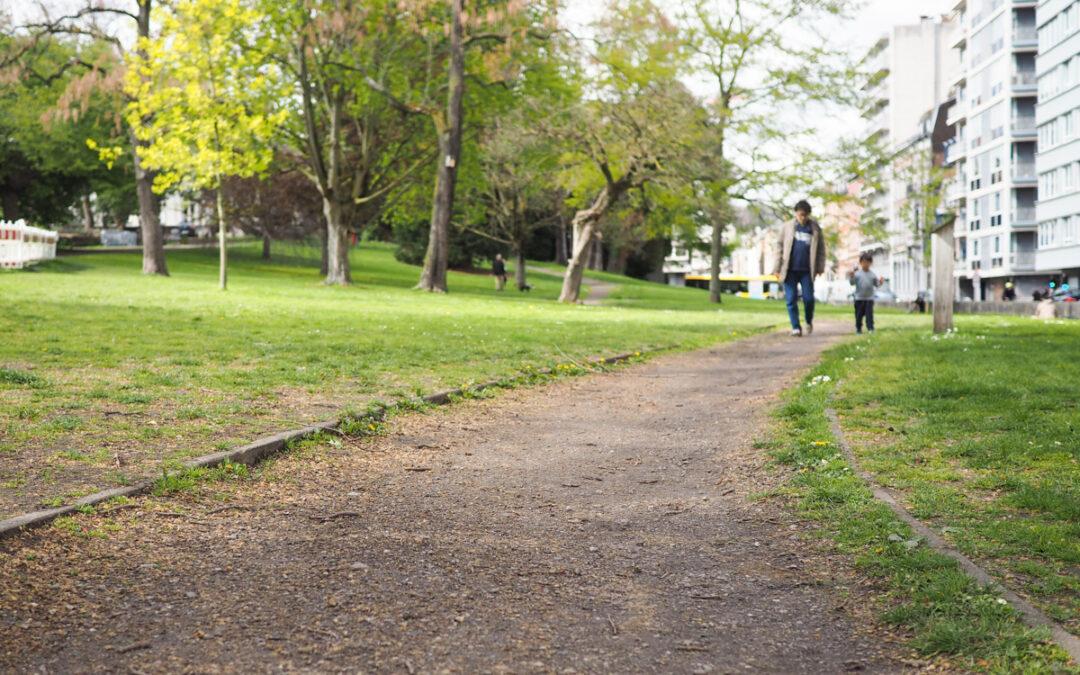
(825, 407), (1080, 664)
(0, 352), (640, 542)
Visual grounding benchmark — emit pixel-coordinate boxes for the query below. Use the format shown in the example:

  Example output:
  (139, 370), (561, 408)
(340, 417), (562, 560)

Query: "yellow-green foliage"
(125, 0), (288, 193)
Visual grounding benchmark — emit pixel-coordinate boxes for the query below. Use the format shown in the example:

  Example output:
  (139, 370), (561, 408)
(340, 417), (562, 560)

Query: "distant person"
(492, 254), (508, 291)
(1004, 280), (1016, 301)
(1033, 289), (1044, 302)
(774, 199), (826, 337)
(912, 291), (927, 314)
(848, 252), (883, 334)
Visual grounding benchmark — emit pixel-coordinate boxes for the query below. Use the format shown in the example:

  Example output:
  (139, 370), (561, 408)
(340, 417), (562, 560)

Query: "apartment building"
(1035, 0), (1080, 288)
(944, 0), (1046, 300)
(862, 17), (957, 301)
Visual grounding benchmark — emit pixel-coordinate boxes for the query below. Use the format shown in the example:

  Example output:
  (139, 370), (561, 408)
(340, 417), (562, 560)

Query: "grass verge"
(0, 241), (792, 518)
(764, 319), (1076, 672)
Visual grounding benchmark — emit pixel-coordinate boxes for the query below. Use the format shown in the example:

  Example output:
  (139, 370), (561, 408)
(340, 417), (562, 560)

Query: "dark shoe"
(805, 323), (814, 336)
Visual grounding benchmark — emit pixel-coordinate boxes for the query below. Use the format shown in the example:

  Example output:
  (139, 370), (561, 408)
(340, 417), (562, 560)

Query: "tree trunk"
(322, 93), (351, 285)
(320, 230), (329, 276)
(134, 1), (168, 276)
(559, 179), (630, 303)
(1, 189), (19, 221)
(323, 196), (351, 285)
(81, 194), (95, 232)
(261, 232), (271, 260)
(607, 246), (630, 275)
(560, 217), (595, 303)
(588, 236), (604, 270)
(555, 212), (568, 265)
(708, 224), (723, 303)
(216, 186), (227, 290)
(417, 0), (465, 293)
(514, 248), (527, 290)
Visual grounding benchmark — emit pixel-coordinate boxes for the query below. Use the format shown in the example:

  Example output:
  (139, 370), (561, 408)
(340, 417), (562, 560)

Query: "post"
(932, 219), (954, 333)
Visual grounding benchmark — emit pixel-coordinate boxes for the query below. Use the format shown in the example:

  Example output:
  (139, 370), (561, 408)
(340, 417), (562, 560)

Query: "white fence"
(0, 220), (58, 269)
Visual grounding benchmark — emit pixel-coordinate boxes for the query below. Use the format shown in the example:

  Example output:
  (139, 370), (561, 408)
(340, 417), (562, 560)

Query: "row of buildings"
(851, 0), (1080, 301)
(665, 1), (1080, 302)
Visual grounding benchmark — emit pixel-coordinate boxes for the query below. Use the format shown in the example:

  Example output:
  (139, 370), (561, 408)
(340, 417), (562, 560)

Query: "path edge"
(0, 352), (641, 542)
(824, 406), (1080, 664)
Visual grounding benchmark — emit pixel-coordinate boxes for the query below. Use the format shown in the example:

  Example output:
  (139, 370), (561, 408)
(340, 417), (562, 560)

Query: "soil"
(0, 324), (910, 673)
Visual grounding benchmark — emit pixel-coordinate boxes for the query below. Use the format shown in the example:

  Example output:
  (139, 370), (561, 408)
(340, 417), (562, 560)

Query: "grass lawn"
(766, 315), (1080, 671)
(0, 240), (789, 519)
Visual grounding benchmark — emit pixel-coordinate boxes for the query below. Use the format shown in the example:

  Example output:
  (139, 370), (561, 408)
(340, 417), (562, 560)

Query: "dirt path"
(526, 266), (616, 305)
(1, 324), (906, 673)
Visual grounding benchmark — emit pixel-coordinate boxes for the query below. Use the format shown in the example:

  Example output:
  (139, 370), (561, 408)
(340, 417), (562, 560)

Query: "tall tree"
(262, 1), (433, 286)
(126, 0), (287, 289)
(680, 0), (860, 302)
(552, 0), (698, 303)
(362, 0), (556, 292)
(17, 1), (173, 275)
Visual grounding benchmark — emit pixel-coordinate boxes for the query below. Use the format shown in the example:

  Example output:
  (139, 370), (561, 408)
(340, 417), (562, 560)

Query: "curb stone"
(0, 352), (640, 542)
(825, 407), (1080, 664)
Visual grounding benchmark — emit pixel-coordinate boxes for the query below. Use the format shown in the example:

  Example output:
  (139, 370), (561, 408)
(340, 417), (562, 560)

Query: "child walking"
(848, 252), (883, 334)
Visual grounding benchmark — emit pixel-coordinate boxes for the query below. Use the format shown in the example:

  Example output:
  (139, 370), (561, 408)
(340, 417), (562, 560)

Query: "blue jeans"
(783, 271), (815, 330)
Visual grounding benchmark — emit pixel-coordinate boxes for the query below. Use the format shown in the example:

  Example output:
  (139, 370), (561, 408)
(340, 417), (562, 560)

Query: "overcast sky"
(563, 0), (954, 151)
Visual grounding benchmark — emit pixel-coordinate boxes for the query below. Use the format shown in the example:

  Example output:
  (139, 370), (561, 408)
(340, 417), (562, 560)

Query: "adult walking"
(492, 253), (508, 291)
(774, 200), (827, 337)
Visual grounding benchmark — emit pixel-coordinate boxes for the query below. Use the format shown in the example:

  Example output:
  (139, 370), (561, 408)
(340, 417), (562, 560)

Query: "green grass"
(0, 240), (786, 518)
(766, 317), (1080, 671)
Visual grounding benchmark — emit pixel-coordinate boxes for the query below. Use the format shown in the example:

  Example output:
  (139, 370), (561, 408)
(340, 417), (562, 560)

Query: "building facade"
(863, 16), (958, 302)
(944, 0), (1046, 300)
(1035, 0), (1080, 289)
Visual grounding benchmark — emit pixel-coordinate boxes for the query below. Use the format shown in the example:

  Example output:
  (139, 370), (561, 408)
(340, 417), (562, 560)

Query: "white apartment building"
(862, 17), (957, 302)
(944, 0), (1045, 300)
(1035, 0), (1080, 288)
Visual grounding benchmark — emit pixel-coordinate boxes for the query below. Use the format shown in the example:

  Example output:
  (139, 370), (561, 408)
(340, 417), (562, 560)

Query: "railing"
(1012, 162), (1037, 180)
(1012, 206), (1036, 223)
(0, 220), (58, 269)
(1012, 116), (1036, 132)
(1011, 250), (1036, 269)
(1013, 25), (1037, 44)
(1012, 71), (1037, 86)
(944, 141), (966, 165)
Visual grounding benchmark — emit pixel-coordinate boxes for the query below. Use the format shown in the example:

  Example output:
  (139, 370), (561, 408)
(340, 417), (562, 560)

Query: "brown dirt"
(0, 324), (911, 673)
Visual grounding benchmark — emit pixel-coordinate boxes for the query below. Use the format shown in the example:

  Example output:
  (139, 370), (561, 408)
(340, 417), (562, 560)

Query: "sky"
(562, 0), (955, 149)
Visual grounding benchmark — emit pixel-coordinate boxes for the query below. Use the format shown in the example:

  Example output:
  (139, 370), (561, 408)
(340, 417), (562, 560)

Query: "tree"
(17, 1), (176, 275)
(127, 0), (287, 290)
(472, 109), (564, 290)
(260, 1), (434, 286)
(680, 0), (860, 302)
(362, 0), (557, 292)
(209, 169), (325, 260)
(0, 31), (135, 227)
(553, 0), (698, 303)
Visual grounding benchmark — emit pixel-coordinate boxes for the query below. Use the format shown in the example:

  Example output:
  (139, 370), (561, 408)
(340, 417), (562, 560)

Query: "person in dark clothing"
(492, 254), (508, 291)
(848, 252), (883, 334)
(773, 200), (827, 337)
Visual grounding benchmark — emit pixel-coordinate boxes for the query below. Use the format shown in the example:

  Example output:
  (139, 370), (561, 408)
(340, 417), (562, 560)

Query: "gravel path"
(1, 324), (907, 673)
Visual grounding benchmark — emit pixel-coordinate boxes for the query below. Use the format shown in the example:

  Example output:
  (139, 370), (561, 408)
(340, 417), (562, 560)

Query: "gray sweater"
(849, 269), (880, 300)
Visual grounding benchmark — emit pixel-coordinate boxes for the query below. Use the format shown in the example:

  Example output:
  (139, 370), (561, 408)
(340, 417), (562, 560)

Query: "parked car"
(874, 287), (897, 302)
(177, 224), (197, 239)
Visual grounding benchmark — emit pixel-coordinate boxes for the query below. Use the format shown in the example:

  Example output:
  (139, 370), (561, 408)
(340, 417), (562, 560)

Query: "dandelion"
(811, 440), (829, 447)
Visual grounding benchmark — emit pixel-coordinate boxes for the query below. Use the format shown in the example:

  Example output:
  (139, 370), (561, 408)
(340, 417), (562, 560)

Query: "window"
(973, 238), (981, 256)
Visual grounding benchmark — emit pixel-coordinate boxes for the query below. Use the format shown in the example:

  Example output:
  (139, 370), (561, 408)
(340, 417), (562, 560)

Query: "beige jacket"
(774, 218), (827, 279)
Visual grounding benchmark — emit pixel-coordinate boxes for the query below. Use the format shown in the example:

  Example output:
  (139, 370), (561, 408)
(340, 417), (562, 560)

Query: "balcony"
(947, 102), (967, 126)
(1011, 71), (1037, 93)
(1011, 206), (1036, 225)
(1010, 250), (1036, 270)
(945, 139), (967, 165)
(1012, 162), (1037, 183)
(1012, 25), (1037, 50)
(1011, 116), (1036, 137)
